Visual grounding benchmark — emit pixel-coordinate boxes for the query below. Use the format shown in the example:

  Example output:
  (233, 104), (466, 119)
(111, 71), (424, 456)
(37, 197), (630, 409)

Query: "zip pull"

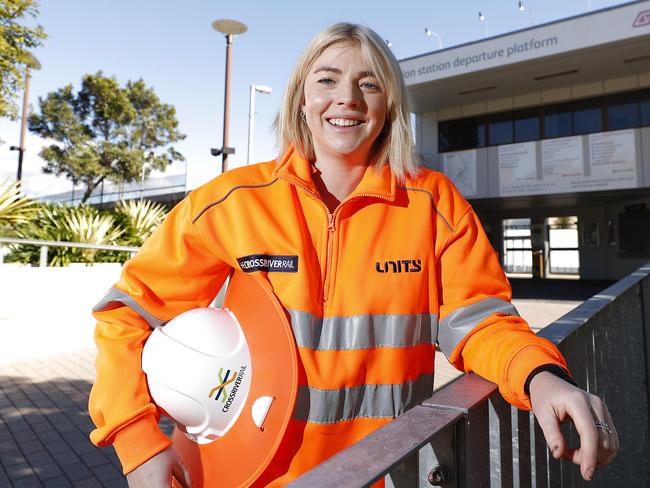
(327, 213), (335, 232)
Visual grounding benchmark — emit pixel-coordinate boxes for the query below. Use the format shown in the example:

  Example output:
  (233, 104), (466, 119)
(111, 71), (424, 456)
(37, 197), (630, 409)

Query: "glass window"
(461, 117), (486, 148)
(514, 109), (540, 142)
(544, 104), (572, 138)
(607, 92), (639, 130)
(488, 112), (513, 145)
(438, 121), (452, 152)
(573, 98), (602, 135)
(640, 90), (650, 127)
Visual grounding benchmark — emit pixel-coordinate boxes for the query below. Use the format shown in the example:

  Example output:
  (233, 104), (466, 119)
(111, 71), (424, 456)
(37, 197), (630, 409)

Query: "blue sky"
(0, 0), (630, 197)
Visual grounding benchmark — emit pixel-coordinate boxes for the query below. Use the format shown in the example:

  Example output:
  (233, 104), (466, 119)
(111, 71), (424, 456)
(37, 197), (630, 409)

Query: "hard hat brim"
(171, 270), (299, 487)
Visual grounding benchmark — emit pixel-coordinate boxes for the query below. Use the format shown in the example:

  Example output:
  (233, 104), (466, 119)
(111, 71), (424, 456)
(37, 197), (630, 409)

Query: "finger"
(603, 402), (621, 452)
(566, 395), (599, 480)
(171, 460), (192, 488)
(600, 402), (619, 461)
(534, 404), (567, 460)
(590, 400), (613, 455)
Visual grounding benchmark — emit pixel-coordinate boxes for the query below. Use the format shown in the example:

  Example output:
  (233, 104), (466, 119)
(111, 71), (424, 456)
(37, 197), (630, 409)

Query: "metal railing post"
(39, 245), (48, 267)
(640, 273), (650, 462)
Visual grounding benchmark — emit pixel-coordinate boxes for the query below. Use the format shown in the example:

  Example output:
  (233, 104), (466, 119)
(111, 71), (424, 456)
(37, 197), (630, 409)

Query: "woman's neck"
(311, 156), (367, 213)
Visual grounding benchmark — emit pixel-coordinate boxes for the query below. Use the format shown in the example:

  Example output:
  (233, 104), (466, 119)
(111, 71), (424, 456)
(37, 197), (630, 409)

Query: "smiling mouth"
(327, 118), (363, 127)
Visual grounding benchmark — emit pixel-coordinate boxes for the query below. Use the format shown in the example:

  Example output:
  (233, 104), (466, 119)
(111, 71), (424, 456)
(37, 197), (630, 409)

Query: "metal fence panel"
(291, 264), (650, 487)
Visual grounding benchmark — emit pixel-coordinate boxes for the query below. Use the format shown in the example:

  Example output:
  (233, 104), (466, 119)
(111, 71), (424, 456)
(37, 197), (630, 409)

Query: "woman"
(89, 23), (618, 487)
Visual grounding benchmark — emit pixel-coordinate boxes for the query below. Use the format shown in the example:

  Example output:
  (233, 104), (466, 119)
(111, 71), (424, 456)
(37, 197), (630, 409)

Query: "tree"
(28, 72), (185, 202)
(0, 0), (46, 120)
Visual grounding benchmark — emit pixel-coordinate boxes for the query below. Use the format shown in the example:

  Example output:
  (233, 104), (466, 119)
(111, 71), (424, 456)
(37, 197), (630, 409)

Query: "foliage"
(6, 202), (124, 266)
(0, 178), (36, 233)
(114, 199), (166, 246)
(0, 0), (46, 120)
(28, 72), (185, 202)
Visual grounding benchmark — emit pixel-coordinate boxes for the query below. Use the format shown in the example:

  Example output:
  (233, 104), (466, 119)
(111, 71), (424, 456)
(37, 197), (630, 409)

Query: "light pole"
(10, 53), (40, 182)
(247, 84), (272, 165)
(478, 12), (489, 38)
(518, 1), (535, 25)
(424, 28), (443, 49)
(211, 19), (248, 174)
(384, 39), (403, 59)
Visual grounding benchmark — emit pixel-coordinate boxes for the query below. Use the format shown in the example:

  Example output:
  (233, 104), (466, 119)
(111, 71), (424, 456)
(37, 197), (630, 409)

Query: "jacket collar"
(272, 146), (396, 201)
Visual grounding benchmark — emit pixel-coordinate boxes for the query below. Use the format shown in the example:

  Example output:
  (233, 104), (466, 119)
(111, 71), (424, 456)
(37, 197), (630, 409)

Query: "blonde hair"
(277, 23), (419, 182)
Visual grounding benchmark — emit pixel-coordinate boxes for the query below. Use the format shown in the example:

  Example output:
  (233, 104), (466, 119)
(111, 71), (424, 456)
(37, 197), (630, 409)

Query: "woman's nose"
(334, 82), (362, 107)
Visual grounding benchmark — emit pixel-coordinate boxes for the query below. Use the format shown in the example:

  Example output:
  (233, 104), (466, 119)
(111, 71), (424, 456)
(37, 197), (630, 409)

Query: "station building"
(402, 0), (650, 280)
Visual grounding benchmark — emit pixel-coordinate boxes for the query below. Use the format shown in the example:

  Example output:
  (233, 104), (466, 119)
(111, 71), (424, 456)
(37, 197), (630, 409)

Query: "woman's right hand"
(126, 446), (193, 488)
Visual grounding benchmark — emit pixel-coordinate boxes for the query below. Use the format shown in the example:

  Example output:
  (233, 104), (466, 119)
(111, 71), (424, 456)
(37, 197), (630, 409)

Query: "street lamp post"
(211, 19), (248, 174)
(424, 28), (443, 49)
(518, 1), (535, 25)
(10, 53), (40, 182)
(384, 39), (403, 59)
(478, 12), (489, 38)
(247, 84), (272, 165)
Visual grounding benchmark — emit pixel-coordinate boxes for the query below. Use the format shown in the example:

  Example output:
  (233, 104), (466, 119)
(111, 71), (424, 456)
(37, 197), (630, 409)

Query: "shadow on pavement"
(0, 373), (173, 487)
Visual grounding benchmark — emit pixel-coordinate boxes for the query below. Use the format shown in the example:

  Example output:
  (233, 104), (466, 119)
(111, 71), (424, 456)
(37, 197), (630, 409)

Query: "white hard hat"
(142, 271), (298, 488)
(142, 307), (277, 443)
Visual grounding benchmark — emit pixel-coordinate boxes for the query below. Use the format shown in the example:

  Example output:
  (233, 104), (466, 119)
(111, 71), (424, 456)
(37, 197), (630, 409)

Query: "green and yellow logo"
(208, 367), (237, 402)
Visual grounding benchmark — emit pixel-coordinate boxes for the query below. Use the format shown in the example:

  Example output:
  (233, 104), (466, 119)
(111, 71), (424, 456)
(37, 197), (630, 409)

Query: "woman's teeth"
(328, 118), (362, 127)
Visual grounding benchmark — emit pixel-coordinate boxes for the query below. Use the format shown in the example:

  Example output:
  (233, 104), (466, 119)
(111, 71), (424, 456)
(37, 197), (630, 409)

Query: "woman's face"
(301, 42), (388, 165)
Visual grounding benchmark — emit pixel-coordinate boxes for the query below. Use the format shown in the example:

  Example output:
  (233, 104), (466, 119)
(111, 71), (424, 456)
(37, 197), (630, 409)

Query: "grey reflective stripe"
(93, 287), (164, 328)
(437, 297), (519, 358)
(287, 310), (438, 351)
(293, 373), (433, 423)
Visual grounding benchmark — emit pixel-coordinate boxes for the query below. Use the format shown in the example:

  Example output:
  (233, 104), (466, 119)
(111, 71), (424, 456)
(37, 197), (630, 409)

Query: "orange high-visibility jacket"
(89, 147), (569, 485)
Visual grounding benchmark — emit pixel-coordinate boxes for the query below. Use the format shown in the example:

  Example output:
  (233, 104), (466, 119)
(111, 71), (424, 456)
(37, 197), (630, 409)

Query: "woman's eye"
(318, 78), (335, 85)
(361, 81), (380, 90)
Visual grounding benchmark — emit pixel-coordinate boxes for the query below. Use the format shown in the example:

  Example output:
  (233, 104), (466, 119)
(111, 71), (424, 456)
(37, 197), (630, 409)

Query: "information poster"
(498, 130), (639, 197)
(499, 142), (547, 196)
(442, 149), (477, 197)
(587, 130), (637, 189)
(542, 136), (583, 177)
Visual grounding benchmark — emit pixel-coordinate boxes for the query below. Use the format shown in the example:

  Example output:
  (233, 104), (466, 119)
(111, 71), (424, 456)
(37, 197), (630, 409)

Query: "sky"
(0, 0), (633, 198)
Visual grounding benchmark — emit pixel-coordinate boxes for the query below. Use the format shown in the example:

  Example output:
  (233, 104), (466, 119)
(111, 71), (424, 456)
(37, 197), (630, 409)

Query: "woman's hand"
(529, 371), (619, 481)
(126, 446), (192, 488)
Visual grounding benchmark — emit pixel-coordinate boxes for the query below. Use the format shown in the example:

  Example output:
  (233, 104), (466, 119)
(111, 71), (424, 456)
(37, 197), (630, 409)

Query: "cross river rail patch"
(237, 254), (299, 273)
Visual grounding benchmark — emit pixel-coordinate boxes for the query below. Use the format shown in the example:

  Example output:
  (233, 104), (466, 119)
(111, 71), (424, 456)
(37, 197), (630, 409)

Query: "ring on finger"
(594, 419), (613, 435)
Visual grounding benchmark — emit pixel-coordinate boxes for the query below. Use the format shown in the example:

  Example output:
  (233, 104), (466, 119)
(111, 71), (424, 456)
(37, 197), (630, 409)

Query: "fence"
(0, 237), (138, 267)
(289, 262), (650, 487)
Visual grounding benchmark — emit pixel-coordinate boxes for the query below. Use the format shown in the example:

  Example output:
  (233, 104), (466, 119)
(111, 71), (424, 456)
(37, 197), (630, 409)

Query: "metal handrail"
(289, 262), (650, 487)
(0, 236), (139, 267)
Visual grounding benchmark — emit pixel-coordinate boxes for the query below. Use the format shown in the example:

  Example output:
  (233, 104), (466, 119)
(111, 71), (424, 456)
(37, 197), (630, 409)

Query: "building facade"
(403, 0), (650, 280)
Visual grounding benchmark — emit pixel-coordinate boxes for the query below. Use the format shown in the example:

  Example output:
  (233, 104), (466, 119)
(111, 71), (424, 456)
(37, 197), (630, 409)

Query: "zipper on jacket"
(277, 175), (393, 304)
(322, 213), (336, 303)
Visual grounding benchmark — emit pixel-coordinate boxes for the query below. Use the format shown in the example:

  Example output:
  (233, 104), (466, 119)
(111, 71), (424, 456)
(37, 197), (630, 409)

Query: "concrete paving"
(0, 298), (582, 487)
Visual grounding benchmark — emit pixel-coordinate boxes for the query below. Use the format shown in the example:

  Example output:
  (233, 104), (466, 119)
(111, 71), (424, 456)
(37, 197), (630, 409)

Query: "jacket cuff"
(504, 343), (569, 410)
(112, 414), (173, 475)
(524, 364), (577, 395)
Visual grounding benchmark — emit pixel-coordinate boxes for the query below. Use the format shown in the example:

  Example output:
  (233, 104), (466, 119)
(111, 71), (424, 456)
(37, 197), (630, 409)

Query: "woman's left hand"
(529, 371), (619, 481)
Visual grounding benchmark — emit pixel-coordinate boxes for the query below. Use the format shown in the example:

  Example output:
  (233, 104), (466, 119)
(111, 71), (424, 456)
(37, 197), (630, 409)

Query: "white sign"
(497, 130), (638, 197)
(499, 142), (547, 196)
(442, 150), (477, 197)
(400, 1), (650, 85)
(541, 136), (584, 192)
(587, 129), (637, 189)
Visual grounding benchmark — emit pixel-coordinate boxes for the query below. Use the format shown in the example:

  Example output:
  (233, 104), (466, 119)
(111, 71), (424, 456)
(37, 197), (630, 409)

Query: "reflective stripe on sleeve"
(93, 287), (164, 329)
(437, 297), (519, 358)
(292, 373), (433, 423)
(287, 310), (439, 351)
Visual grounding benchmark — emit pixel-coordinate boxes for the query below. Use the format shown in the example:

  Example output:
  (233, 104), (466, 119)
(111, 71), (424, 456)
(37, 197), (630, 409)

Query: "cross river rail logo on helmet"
(209, 365), (248, 413)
